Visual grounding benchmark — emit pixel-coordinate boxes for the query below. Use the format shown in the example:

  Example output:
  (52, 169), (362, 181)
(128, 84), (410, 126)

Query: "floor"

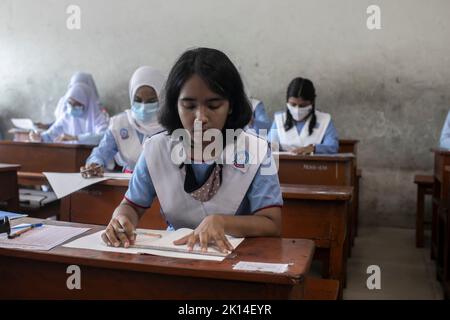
(343, 227), (443, 300)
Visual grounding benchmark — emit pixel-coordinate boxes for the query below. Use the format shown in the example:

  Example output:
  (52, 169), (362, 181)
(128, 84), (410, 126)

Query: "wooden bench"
(414, 174), (434, 248)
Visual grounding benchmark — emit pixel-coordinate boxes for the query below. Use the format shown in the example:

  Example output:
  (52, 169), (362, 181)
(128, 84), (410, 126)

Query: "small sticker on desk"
(233, 261), (290, 273)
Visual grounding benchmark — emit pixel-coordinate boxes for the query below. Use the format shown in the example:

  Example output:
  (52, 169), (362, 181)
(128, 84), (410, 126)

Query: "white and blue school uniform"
(87, 111), (162, 172)
(124, 131), (283, 230)
(86, 66), (165, 171)
(248, 99), (272, 134)
(268, 110), (339, 154)
(440, 111), (450, 149)
(41, 83), (108, 145)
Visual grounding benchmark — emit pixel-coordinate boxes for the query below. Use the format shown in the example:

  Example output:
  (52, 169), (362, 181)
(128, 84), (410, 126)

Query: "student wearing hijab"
(54, 72), (103, 120)
(101, 48), (282, 252)
(81, 66), (165, 175)
(268, 77), (339, 155)
(29, 82), (108, 145)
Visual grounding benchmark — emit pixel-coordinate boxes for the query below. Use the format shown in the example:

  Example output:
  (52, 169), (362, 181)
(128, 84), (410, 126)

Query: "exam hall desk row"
(0, 218), (315, 300)
(275, 151), (357, 257)
(0, 141), (93, 174)
(60, 179), (352, 298)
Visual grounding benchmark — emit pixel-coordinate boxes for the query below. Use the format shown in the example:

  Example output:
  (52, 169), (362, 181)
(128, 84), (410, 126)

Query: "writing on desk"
(303, 164), (328, 171)
(178, 304), (271, 317)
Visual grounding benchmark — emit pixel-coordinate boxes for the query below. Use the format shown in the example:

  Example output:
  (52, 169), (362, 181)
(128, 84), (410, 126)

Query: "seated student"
(54, 72), (107, 120)
(81, 66), (165, 175)
(101, 47), (282, 253)
(268, 77), (339, 155)
(29, 82), (108, 145)
(247, 98), (272, 134)
(440, 111), (450, 149)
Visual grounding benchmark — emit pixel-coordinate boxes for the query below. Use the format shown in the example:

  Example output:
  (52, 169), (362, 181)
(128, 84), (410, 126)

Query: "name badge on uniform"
(120, 128), (129, 140)
(233, 150), (250, 172)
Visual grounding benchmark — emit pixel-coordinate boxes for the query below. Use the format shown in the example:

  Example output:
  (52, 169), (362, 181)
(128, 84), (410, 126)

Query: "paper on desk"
(43, 172), (132, 199)
(11, 118), (35, 131)
(63, 230), (234, 262)
(0, 224), (90, 251)
(233, 261), (290, 273)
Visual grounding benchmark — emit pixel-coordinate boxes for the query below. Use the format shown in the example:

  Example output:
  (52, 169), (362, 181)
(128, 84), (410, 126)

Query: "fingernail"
(114, 242), (119, 247)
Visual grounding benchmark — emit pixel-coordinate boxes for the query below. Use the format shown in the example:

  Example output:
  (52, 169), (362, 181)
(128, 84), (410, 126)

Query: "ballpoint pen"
(8, 223), (43, 239)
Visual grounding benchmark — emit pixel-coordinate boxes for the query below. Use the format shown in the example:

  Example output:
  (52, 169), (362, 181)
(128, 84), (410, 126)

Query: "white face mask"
(287, 103), (312, 121)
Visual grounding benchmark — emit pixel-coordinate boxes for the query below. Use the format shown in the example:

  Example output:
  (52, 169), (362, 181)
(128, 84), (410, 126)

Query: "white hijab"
(54, 72), (100, 119)
(126, 66), (165, 136)
(57, 82), (108, 136)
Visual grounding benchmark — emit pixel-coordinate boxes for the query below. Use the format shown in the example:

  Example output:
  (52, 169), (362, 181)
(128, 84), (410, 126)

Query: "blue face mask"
(131, 101), (159, 122)
(67, 102), (85, 118)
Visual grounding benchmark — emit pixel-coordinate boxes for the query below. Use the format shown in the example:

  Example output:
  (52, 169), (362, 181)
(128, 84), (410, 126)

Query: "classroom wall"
(1, 0), (449, 228)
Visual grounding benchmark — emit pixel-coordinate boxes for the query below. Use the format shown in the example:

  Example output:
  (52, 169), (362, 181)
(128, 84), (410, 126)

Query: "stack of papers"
(0, 211), (28, 220)
(0, 224), (90, 251)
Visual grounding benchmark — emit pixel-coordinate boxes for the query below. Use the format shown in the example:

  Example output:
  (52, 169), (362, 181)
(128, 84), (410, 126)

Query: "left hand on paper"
(173, 215), (234, 254)
(55, 133), (78, 142)
(292, 144), (314, 155)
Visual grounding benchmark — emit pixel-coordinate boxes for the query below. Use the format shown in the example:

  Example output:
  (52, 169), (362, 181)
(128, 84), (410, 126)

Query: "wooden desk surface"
(0, 218), (315, 299)
(0, 163), (21, 172)
(275, 153), (355, 162)
(281, 184), (353, 201)
(0, 141), (94, 173)
(0, 140), (94, 149)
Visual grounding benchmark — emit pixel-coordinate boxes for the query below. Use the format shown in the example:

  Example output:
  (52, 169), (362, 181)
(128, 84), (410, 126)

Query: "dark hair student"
(159, 47), (253, 134)
(284, 77), (317, 135)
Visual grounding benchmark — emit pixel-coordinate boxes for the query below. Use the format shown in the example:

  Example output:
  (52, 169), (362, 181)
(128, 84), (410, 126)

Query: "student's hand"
(101, 213), (136, 248)
(173, 215), (234, 254)
(55, 133), (78, 142)
(80, 163), (104, 179)
(292, 144), (315, 155)
(29, 131), (42, 142)
(34, 122), (50, 130)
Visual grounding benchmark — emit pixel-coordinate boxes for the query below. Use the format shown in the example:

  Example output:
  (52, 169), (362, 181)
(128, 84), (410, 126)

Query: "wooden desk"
(275, 152), (356, 256)
(431, 148), (450, 265)
(0, 164), (21, 211)
(339, 140), (360, 240)
(280, 184), (352, 298)
(0, 141), (93, 175)
(275, 153), (354, 186)
(0, 218), (314, 299)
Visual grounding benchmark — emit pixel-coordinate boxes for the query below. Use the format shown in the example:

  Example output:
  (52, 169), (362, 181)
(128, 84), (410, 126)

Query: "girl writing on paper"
(29, 82), (109, 145)
(268, 77), (339, 155)
(101, 48), (282, 253)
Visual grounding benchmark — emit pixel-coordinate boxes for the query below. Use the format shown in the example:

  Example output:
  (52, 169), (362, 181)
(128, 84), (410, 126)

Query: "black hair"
(284, 77), (317, 135)
(159, 47), (252, 134)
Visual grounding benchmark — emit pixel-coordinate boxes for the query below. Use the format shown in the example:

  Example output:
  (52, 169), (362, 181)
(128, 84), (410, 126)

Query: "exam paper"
(232, 261), (290, 273)
(11, 118), (35, 131)
(0, 224), (90, 251)
(43, 172), (132, 199)
(63, 230), (241, 262)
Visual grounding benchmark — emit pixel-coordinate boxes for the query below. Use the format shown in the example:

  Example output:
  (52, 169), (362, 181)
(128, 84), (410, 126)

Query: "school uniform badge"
(234, 150), (250, 169)
(120, 128), (129, 139)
